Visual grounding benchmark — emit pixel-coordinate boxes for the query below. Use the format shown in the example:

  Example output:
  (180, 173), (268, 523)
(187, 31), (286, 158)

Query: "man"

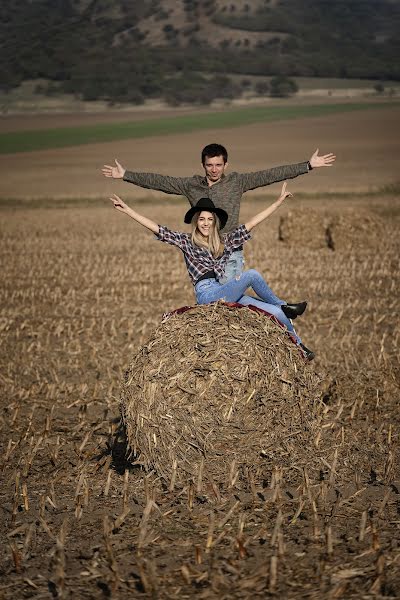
(102, 143), (335, 282)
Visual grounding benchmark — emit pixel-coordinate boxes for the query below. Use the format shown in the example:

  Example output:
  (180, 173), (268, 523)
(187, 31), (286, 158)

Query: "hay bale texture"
(120, 303), (325, 488)
(279, 208), (331, 250)
(327, 209), (385, 250)
(279, 207), (385, 251)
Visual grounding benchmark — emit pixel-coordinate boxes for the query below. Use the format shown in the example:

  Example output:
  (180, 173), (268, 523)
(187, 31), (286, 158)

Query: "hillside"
(1, 0), (399, 105)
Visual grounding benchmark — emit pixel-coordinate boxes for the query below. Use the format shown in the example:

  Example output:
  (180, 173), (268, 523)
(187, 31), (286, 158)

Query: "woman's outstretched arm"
(109, 194), (159, 234)
(245, 181), (292, 232)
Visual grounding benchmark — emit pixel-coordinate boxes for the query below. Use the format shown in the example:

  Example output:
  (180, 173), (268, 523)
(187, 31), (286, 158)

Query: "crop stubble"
(0, 193), (399, 598)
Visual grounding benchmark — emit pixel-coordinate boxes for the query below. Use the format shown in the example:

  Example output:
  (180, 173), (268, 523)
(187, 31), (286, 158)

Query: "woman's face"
(197, 211), (215, 237)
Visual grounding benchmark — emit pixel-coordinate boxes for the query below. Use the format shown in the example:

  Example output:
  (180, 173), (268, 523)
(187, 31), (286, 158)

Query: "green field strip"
(0, 102), (398, 154)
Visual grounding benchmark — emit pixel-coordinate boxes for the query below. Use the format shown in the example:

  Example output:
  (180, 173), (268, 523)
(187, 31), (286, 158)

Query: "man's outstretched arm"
(239, 148), (336, 192)
(102, 159), (192, 196)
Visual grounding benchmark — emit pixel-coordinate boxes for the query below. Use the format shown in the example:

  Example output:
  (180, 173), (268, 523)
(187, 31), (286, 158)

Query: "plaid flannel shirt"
(156, 224), (251, 285)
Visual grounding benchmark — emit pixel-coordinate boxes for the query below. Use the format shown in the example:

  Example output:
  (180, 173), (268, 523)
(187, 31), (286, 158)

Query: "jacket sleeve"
(123, 171), (192, 196)
(236, 162), (309, 192)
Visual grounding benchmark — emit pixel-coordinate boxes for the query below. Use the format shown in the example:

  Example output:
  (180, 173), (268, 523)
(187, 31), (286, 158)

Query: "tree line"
(1, 0), (398, 105)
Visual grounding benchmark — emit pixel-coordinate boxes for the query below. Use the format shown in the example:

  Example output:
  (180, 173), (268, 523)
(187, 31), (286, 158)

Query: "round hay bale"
(326, 209), (385, 251)
(120, 303), (324, 489)
(279, 208), (331, 250)
(279, 207), (385, 251)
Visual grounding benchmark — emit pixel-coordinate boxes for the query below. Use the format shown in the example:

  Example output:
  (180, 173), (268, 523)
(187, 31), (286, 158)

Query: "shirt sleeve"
(123, 171), (193, 196)
(156, 225), (186, 249)
(235, 163), (309, 193)
(223, 224), (251, 252)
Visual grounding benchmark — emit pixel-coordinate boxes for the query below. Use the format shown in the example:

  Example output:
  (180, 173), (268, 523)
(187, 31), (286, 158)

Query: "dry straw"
(120, 302), (326, 488)
(279, 207), (385, 251)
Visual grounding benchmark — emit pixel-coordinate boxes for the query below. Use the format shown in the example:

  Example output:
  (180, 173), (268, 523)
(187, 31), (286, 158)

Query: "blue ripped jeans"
(219, 250), (244, 284)
(194, 269), (301, 345)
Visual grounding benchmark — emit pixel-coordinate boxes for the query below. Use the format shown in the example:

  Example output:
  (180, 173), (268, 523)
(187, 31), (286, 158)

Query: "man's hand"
(309, 149), (336, 169)
(102, 159), (126, 179)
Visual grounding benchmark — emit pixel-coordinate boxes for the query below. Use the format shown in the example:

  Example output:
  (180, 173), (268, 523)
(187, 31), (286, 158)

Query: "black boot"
(281, 301), (307, 320)
(299, 343), (315, 361)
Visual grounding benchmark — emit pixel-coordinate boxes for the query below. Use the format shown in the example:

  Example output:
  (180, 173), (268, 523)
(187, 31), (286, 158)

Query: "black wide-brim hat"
(184, 197), (228, 229)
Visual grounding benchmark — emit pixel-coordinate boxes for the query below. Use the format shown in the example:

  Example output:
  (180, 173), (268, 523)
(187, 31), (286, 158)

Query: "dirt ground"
(0, 107), (399, 599)
(1, 105), (399, 199)
(1, 193), (400, 599)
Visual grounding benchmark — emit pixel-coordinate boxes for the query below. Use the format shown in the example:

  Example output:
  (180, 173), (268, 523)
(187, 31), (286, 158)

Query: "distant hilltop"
(1, 0), (399, 105)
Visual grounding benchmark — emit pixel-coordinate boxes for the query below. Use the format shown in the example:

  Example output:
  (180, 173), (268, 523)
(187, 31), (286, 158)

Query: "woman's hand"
(245, 181), (294, 232)
(278, 181), (293, 202)
(108, 194), (159, 233)
(109, 193), (131, 214)
(102, 159), (126, 179)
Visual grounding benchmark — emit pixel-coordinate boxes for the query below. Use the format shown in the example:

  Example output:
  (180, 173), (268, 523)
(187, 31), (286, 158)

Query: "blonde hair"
(191, 212), (224, 258)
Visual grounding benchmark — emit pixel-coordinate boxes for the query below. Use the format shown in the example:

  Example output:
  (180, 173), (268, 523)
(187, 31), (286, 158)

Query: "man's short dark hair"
(201, 143), (228, 165)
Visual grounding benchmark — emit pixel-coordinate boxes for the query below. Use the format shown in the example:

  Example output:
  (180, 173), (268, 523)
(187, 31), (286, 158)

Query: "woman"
(109, 182), (314, 360)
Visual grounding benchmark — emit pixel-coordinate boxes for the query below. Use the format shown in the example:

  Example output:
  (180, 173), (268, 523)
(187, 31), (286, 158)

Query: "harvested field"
(1, 104), (400, 598)
(0, 104), (399, 199)
(1, 190), (399, 599)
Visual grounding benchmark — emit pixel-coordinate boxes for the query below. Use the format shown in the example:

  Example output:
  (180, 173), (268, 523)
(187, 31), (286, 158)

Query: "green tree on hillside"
(269, 76), (298, 97)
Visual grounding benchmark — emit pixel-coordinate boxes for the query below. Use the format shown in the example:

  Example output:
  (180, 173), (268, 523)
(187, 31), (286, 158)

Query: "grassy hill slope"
(1, 0), (399, 105)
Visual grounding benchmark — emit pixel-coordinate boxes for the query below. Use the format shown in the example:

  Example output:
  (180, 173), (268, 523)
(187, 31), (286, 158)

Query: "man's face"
(203, 155), (227, 183)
